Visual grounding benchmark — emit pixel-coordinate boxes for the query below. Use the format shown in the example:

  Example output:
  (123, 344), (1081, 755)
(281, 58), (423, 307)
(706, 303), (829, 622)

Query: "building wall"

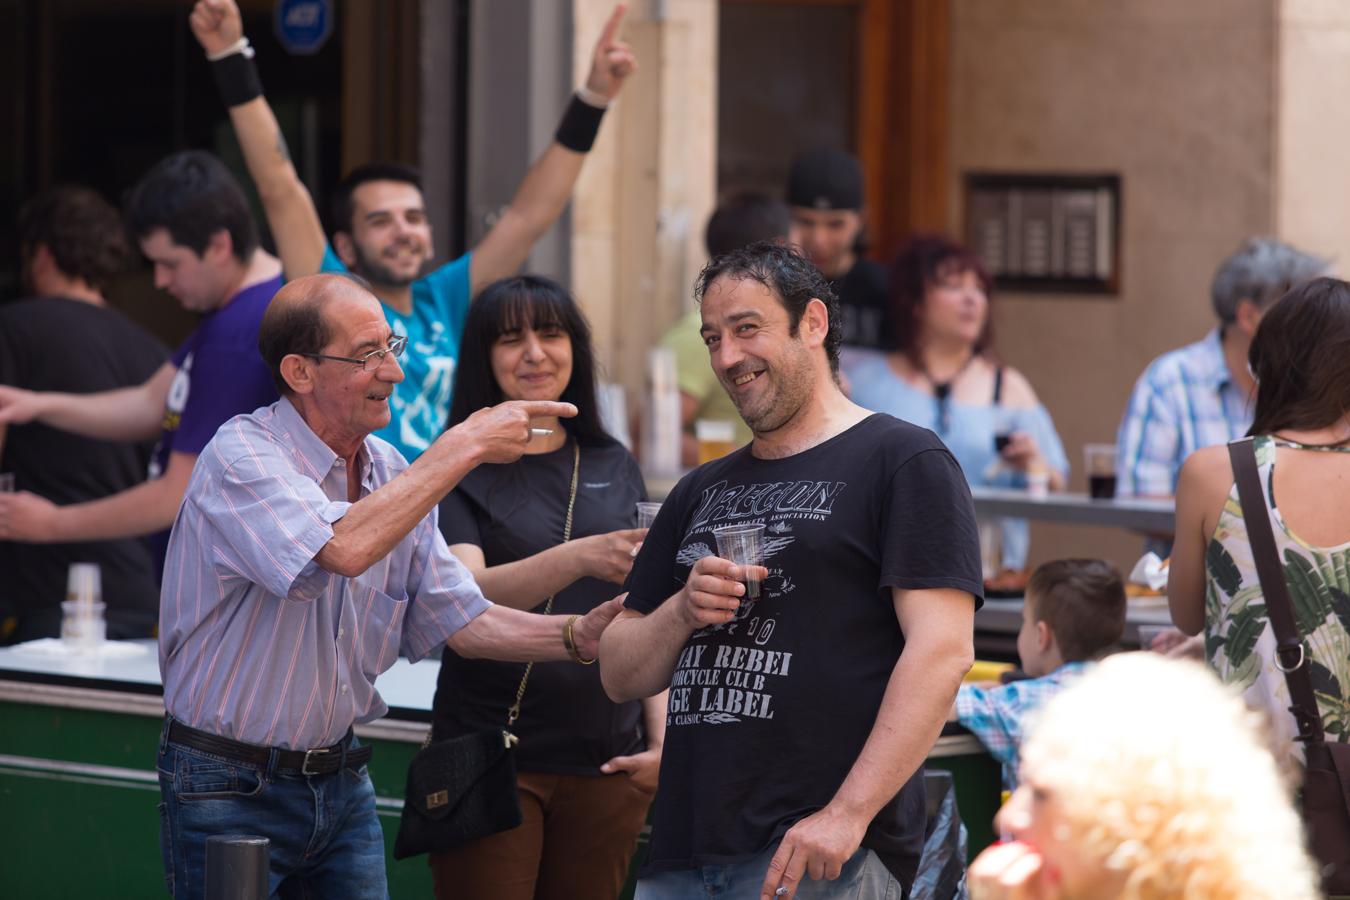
(948, 0), (1277, 569)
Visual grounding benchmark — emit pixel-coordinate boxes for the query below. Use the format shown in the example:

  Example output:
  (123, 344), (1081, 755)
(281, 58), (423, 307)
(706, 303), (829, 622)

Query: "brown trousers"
(429, 770), (653, 900)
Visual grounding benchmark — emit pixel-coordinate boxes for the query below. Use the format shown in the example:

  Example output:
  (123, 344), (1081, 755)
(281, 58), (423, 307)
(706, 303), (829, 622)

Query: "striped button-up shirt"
(1115, 328), (1253, 498)
(159, 397), (490, 750)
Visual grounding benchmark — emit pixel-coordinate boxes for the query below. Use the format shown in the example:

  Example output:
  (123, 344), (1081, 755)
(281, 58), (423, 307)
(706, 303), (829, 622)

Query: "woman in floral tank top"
(1170, 277), (1350, 763)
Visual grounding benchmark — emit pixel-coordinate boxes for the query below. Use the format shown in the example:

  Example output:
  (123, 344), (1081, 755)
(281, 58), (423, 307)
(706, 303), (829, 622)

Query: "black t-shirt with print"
(434, 438), (648, 774)
(833, 257), (891, 350)
(623, 414), (982, 884)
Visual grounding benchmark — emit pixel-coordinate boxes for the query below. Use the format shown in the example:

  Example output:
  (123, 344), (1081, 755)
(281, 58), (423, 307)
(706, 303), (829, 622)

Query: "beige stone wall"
(570, 0), (718, 400)
(949, 0), (1278, 570)
(1276, 0), (1350, 259)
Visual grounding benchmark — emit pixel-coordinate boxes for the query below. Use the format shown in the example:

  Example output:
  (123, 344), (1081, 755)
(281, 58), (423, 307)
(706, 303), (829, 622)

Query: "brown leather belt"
(166, 718), (372, 776)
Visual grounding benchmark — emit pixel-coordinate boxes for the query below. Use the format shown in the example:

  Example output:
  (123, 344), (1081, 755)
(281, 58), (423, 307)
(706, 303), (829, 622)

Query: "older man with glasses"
(155, 273), (622, 899)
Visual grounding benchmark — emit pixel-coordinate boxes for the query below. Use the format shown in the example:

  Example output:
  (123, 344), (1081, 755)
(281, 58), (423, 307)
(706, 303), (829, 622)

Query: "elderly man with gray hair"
(1115, 236), (1329, 499)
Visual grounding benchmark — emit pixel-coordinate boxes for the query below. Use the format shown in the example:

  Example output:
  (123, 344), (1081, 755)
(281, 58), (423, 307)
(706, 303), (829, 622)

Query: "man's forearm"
(600, 603), (694, 702)
(51, 475), (185, 542)
(37, 386), (163, 443)
(319, 440), (481, 576)
(828, 639), (973, 823)
(225, 99), (327, 277)
(447, 604), (570, 662)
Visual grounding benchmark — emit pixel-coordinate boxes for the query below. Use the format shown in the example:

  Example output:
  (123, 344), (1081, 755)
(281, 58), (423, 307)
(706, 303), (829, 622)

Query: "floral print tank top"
(1205, 435), (1350, 762)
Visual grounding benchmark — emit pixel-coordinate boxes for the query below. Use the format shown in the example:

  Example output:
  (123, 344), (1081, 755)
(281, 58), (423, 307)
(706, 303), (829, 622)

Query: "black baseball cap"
(786, 147), (864, 211)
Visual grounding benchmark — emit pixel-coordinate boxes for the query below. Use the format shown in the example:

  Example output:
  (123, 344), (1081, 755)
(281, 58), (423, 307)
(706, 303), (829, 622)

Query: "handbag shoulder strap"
(1227, 437), (1325, 745)
(505, 440), (581, 730)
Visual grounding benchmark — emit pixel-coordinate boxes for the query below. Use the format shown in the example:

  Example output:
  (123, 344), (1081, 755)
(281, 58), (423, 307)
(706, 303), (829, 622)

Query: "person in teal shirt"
(190, 0), (638, 460)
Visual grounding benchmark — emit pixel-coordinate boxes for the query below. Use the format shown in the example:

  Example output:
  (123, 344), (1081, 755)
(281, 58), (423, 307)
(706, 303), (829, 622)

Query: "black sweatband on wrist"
(554, 94), (607, 153)
(210, 52), (264, 108)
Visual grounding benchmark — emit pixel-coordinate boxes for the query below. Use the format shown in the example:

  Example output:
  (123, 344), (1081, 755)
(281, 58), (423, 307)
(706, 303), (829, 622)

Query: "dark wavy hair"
(889, 233), (995, 362)
(693, 240), (842, 373)
(123, 151), (258, 261)
(19, 185), (132, 290)
(448, 275), (615, 447)
(1248, 276), (1350, 436)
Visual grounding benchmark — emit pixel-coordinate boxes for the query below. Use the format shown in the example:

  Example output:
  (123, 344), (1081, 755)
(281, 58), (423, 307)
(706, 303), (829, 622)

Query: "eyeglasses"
(305, 335), (408, 372)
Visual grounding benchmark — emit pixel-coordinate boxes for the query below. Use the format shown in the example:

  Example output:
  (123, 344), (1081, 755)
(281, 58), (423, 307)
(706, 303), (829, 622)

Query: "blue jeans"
(156, 720), (388, 899)
(635, 844), (905, 900)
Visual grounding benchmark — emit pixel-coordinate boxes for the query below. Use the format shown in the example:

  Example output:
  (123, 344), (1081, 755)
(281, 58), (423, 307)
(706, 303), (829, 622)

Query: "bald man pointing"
(155, 274), (622, 898)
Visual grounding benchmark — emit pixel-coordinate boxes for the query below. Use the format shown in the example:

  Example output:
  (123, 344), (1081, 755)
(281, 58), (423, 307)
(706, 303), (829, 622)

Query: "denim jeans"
(635, 844), (905, 900)
(156, 720), (388, 900)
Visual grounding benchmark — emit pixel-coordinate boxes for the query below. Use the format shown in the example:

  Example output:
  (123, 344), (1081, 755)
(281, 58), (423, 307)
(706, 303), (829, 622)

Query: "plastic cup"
(636, 502), (662, 529)
(0, 473), (14, 492)
(713, 522), (765, 599)
(61, 600), (107, 649)
(66, 562), (102, 607)
(1083, 443), (1117, 500)
(695, 419), (738, 465)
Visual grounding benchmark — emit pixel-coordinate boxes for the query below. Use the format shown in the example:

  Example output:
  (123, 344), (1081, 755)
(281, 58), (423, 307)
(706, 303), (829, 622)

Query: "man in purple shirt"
(0, 151), (281, 571)
(156, 273), (621, 899)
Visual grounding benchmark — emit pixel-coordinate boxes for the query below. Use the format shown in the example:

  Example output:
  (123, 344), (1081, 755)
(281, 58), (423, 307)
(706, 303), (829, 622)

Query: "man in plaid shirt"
(953, 560), (1125, 789)
(1115, 237), (1328, 499)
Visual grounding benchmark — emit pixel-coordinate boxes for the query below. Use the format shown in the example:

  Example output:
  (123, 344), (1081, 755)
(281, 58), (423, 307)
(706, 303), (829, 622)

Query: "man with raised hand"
(189, 0), (636, 462)
(157, 273), (622, 898)
(600, 242), (982, 900)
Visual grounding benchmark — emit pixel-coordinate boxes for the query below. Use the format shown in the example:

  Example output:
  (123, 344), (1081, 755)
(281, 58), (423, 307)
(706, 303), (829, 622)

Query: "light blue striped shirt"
(159, 397), (490, 749)
(1115, 329), (1253, 497)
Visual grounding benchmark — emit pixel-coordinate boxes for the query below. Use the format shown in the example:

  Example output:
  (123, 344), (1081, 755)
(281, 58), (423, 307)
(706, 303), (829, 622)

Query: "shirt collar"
(273, 396), (373, 487)
(1196, 327), (1234, 390)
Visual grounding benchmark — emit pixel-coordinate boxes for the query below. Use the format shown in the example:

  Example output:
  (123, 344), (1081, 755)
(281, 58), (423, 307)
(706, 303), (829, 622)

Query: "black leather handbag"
(392, 442), (580, 860)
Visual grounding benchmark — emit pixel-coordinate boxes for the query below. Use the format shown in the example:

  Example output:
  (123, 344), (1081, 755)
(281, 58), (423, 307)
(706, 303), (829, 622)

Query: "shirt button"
(341, 684), (349, 695)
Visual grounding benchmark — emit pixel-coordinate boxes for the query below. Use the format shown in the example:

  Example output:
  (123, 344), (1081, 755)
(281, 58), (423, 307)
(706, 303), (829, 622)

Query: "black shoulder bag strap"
(1227, 438), (1324, 744)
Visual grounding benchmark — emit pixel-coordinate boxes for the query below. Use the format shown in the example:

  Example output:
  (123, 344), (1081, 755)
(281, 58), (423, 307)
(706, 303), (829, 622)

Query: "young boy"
(953, 558), (1126, 789)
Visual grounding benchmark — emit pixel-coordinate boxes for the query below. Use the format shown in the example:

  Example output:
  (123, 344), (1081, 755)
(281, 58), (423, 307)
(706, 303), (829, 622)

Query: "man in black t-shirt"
(786, 148), (891, 354)
(600, 243), (981, 899)
(0, 187), (167, 643)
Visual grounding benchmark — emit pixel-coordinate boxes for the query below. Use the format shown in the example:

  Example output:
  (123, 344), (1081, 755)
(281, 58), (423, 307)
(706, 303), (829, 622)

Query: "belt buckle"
(301, 747), (331, 775)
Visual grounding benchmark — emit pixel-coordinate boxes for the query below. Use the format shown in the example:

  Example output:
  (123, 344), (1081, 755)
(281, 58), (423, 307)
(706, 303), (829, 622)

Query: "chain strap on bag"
(393, 440), (581, 860)
(1228, 437), (1350, 896)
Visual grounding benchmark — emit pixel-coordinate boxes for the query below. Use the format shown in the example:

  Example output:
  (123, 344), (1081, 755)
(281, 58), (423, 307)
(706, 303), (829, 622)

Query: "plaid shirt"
(955, 662), (1088, 789)
(1115, 329), (1253, 497)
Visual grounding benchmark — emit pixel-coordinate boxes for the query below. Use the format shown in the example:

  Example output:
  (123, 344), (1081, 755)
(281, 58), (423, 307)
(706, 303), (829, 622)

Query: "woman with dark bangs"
(844, 234), (1068, 577)
(427, 275), (662, 899)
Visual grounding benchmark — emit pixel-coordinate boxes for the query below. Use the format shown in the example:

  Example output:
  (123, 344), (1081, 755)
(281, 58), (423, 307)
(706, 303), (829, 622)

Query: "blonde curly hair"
(1019, 653), (1319, 900)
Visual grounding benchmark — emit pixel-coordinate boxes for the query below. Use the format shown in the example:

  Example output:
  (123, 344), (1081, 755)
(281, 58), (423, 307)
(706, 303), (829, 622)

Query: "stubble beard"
(352, 242), (423, 290)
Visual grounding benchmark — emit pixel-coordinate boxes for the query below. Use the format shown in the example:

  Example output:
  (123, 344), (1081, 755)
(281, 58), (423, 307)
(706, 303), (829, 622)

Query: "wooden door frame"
(721, 0), (950, 254)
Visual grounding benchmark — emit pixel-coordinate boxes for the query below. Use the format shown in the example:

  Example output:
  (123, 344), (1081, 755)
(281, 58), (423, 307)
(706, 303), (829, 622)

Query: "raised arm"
(760, 588), (975, 899)
(316, 400), (576, 577)
(189, 0), (327, 278)
(0, 362), (174, 443)
(600, 555), (767, 702)
(468, 3), (636, 293)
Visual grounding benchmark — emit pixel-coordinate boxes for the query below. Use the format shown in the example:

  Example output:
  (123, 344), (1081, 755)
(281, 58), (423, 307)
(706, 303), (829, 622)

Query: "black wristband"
(554, 94), (607, 153)
(210, 52), (264, 108)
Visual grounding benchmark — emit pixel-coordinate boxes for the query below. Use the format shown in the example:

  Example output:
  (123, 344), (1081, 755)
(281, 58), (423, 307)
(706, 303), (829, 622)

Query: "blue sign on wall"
(275, 0), (333, 56)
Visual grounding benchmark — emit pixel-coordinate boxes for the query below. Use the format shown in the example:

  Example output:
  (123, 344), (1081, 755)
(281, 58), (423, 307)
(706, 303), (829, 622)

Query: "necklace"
(1272, 432), (1350, 451)
(919, 352), (977, 435)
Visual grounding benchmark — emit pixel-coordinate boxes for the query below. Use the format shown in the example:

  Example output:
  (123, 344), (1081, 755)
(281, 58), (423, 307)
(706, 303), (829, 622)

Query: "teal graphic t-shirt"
(320, 246), (473, 462)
